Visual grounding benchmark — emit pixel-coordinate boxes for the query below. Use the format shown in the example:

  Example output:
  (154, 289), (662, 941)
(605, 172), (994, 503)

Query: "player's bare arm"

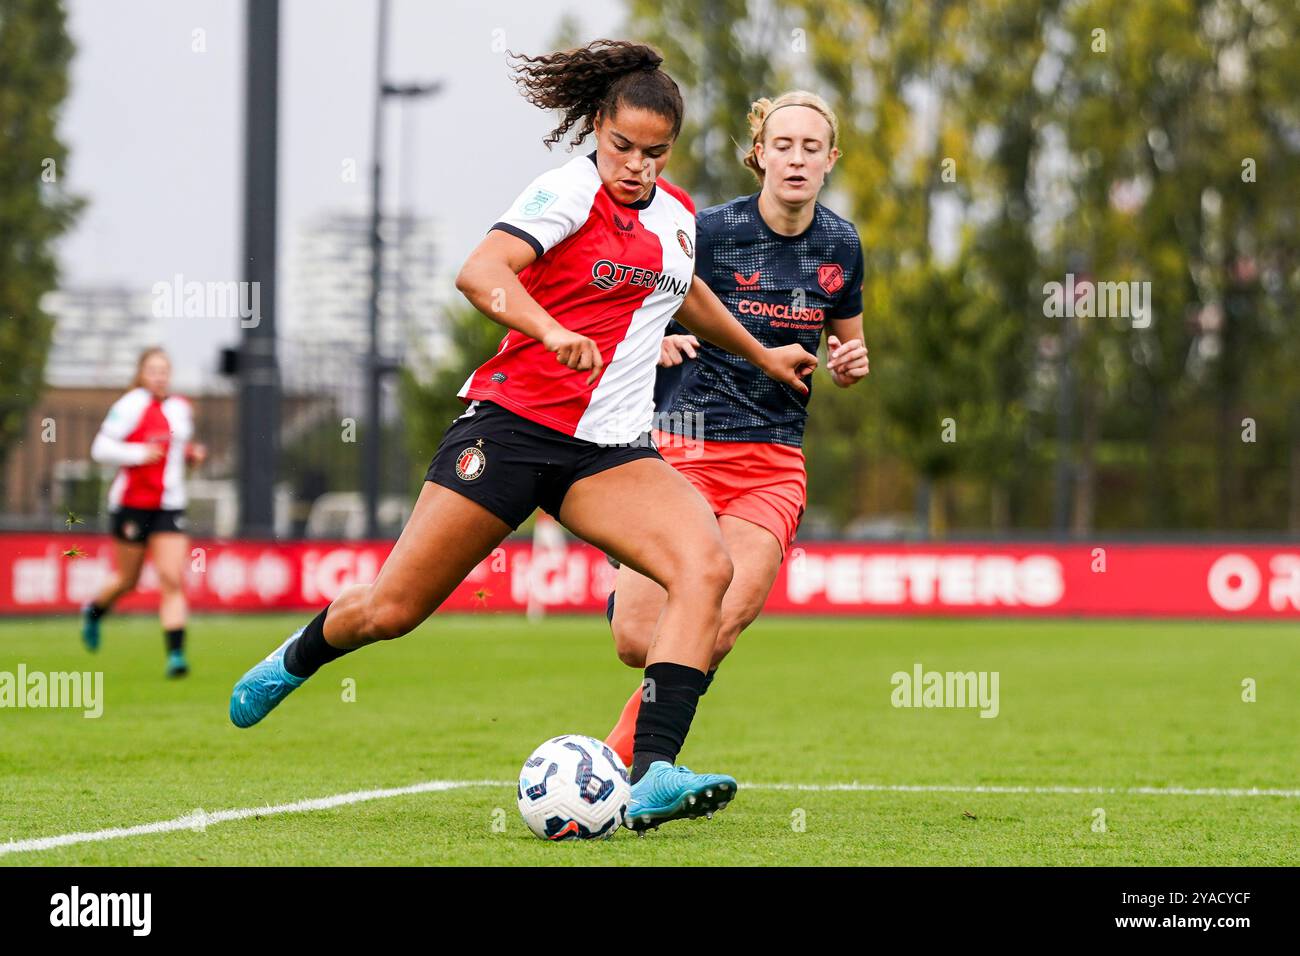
(456, 230), (604, 384)
(826, 314), (868, 387)
(673, 275), (818, 395)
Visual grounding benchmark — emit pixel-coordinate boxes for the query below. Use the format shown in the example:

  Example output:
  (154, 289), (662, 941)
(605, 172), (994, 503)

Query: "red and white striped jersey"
(91, 388), (194, 511)
(460, 151), (697, 445)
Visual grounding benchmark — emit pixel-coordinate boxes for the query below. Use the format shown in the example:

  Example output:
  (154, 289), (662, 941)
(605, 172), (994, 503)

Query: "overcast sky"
(56, 0), (622, 381)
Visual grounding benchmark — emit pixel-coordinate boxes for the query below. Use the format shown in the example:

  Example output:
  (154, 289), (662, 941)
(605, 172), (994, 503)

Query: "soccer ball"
(517, 734), (631, 840)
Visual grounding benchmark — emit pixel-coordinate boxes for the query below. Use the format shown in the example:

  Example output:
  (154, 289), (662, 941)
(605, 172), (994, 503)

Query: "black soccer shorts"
(424, 400), (662, 529)
(110, 507), (187, 543)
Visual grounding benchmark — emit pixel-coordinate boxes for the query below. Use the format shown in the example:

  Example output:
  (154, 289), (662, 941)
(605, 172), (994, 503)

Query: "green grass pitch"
(1, 612), (1297, 865)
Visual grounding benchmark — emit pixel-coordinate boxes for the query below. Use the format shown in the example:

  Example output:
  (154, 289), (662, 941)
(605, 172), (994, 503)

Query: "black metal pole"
(363, 0), (390, 541)
(238, 0), (280, 539)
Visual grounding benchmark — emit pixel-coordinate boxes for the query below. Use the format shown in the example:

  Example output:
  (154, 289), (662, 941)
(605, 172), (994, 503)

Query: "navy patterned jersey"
(656, 193), (863, 446)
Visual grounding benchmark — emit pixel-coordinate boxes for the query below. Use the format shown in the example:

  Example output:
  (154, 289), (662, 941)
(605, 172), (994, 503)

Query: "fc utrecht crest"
(817, 263), (844, 296)
(455, 445), (486, 481)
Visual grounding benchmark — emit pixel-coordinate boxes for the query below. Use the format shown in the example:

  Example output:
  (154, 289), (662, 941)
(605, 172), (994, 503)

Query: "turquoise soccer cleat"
(624, 761), (738, 832)
(80, 605), (100, 653)
(166, 650), (189, 679)
(229, 630), (307, 728)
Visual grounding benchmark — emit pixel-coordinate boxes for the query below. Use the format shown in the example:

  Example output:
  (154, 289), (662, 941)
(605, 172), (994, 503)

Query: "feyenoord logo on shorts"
(455, 441), (487, 481)
(122, 520), (140, 541)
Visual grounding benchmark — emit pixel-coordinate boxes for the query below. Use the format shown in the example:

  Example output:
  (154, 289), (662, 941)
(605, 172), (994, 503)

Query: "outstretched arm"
(673, 277), (818, 395)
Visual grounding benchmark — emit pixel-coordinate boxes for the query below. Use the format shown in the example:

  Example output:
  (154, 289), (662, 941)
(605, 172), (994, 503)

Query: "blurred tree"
(1055, 0), (1300, 532)
(626, 0), (790, 208)
(0, 0), (82, 484)
(789, 0), (1041, 535)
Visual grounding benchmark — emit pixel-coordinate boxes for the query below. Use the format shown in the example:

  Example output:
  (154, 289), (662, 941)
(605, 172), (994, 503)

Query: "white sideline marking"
(0, 779), (502, 857)
(3, 778), (1297, 857)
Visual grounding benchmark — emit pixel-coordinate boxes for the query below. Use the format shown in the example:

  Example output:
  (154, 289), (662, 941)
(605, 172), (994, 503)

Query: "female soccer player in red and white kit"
(83, 347), (206, 677)
(228, 41), (818, 834)
(604, 91), (870, 765)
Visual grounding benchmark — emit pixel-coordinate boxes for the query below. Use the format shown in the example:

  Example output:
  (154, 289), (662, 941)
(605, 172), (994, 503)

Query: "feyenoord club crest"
(455, 444), (486, 481)
(817, 263), (844, 296)
(677, 229), (693, 258)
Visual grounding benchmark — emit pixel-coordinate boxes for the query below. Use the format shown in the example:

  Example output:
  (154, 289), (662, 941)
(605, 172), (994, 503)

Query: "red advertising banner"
(1, 533), (1298, 618)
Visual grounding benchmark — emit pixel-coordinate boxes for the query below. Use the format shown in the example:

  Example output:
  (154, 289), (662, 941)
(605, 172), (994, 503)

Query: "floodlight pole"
(363, 0), (442, 540)
(238, 0), (281, 538)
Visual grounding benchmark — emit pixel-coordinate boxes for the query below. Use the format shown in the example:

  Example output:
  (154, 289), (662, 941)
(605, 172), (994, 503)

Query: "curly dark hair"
(509, 39), (683, 148)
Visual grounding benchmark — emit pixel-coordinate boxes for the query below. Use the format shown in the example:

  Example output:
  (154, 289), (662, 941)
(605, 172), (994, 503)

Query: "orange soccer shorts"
(653, 429), (807, 557)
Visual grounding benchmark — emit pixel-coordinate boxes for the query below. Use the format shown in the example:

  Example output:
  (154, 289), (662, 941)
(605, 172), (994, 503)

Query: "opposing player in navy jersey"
(227, 42), (819, 834)
(605, 91), (870, 765)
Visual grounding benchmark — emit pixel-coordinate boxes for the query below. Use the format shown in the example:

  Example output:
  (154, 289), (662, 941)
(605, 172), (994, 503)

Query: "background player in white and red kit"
(228, 41), (818, 834)
(604, 92), (870, 765)
(83, 347), (207, 677)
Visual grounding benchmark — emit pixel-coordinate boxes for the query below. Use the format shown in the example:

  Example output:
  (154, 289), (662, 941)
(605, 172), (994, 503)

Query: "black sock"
(164, 628), (184, 653)
(605, 590), (616, 625)
(88, 603), (107, 620)
(630, 661), (708, 783)
(283, 606), (351, 679)
(701, 667), (717, 695)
